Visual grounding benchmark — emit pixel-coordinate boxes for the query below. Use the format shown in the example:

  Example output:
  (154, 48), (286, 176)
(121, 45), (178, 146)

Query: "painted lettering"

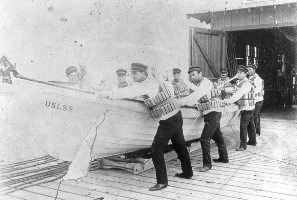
(45, 100), (73, 112)
(51, 102), (56, 108)
(45, 101), (51, 107)
(56, 103), (62, 110)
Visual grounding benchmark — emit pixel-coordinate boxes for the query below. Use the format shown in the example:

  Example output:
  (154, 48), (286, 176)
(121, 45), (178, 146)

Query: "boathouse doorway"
(225, 26), (296, 110)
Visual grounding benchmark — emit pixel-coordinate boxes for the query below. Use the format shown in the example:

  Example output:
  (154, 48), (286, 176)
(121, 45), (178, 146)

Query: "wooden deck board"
(83, 174), (202, 200)
(7, 189), (62, 200)
(0, 194), (25, 200)
(43, 181), (139, 200)
(92, 167), (296, 200)
(141, 170), (296, 200)
(23, 186), (94, 200)
(88, 171), (217, 199)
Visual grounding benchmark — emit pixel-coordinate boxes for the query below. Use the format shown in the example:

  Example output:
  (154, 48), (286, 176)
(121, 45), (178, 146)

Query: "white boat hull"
(0, 76), (239, 161)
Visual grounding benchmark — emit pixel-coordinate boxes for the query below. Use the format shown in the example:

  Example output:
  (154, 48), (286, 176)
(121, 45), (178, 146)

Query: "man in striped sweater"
(178, 66), (229, 172)
(247, 64), (264, 136)
(224, 65), (256, 150)
(171, 68), (190, 98)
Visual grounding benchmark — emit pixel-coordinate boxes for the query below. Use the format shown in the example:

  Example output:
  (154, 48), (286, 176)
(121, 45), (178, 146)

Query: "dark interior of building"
(226, 26), (297, 110)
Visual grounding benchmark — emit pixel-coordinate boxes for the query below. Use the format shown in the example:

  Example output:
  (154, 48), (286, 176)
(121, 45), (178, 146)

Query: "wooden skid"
(93, 142), (201, 174)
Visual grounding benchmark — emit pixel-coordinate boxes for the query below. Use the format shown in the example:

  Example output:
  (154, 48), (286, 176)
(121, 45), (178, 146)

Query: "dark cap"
(220, 68), (229, 73)
(188, 66), (202, 74)
(238, 65), (248, 73)
(65, 66), (77, 75)
(172, 68), (181, 74)
(116, 69), (127, 75)
(131, 63), (148, 72)
(246, 64), (256, 70)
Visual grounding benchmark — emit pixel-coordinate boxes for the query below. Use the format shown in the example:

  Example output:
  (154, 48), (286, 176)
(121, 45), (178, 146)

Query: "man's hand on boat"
(223, 99), (233, 105)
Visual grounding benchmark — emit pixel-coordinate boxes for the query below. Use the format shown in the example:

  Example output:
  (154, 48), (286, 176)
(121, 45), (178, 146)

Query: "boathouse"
(187, 0), (297, 109)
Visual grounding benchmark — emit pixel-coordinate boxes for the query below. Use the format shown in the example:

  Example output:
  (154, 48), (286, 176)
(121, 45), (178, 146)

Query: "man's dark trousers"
(200, 111), (229, 169)
(151, 111), (193, 184)
(240, 110), (256, 148)
(253, 101), (263, 135)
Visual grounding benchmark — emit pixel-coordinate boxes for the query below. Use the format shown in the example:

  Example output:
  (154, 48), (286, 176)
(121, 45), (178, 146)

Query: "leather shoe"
(199, 166), (211, 172)
(175, 173), (192, 179)
(236, 147), (246, 151)
(247, 141), (257, 146)
(212, 158), (229, 163)
(149, 183), (168, 191)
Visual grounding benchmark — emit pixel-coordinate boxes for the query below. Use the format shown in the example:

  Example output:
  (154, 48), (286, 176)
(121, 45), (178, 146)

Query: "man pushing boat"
(96, 63), (193, 191)
(178, 66), (229, 172)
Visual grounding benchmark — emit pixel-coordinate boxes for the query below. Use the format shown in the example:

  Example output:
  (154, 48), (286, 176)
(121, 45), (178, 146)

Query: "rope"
(183, 114), (200, 135)
(134, 114), (150, 126)
(224, 105), (241, 141)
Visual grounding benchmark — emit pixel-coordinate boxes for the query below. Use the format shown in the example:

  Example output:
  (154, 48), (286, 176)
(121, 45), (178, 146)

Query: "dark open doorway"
(226, 26), (297, 110)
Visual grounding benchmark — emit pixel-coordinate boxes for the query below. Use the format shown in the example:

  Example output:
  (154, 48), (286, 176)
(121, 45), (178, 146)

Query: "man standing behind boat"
(178, 66), (229, 172)
(116, 69), (130, 88)
(216, 68), (233, 100)
(247, 64), (264, 136)
(97, 63), (193, 191)
(171, 68), (190, 98)
(65, 66), (86, 89)
(224, 65), (256, 150)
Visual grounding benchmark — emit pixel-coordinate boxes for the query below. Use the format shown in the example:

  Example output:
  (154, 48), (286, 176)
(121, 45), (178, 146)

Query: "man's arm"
(227, 82), (251, 104)
(183, 79), (197, 91)
(253, 76), (263, 94)
(109, 81), (159, 100)
(179, 79), (212, 106)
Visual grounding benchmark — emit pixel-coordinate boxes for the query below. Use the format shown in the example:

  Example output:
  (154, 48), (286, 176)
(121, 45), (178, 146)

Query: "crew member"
(178, 66), (229, 172)
(247, 64), (264, 136)
(65, 66), (81, 88)
(171, 68), (190, 98)
(216, 68), (234, 100)
(224, 65), (256, 150)
(65, 66), (89, 89)
(116, 69), (129, 88)
(97, 63), (193, 191)
(218, 68), (231, 86)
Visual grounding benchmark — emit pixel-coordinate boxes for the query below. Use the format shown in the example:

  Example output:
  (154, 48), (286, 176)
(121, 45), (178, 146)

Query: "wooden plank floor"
(1, 111), (297, 200)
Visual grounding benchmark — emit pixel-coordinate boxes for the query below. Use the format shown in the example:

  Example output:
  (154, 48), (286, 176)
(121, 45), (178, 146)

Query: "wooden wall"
(191, 28), (223, 78)
(211, 3), (297, 31)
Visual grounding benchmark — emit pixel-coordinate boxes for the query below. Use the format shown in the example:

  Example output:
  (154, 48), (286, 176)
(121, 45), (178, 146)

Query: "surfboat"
(0, 74), (239, 162)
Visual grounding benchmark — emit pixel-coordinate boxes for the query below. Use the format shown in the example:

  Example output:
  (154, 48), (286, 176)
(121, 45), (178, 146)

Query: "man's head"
(236, 65), (248, 80)
(188, 66), (203, 84)
(130, 63), (148, 83)
(66, 66), (79, 85)
(116, 69), (127, 83)
(220, 68), (229, 79)
(172, 68), (181, 82)
(246, 64), (256, 76)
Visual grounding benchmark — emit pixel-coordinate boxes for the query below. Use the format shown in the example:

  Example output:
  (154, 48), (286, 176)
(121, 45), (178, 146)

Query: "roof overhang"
(187, 1), (297, 24)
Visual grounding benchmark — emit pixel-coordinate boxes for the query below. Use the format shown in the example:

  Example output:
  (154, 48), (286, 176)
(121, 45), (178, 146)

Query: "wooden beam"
(194, 28), (222, 36)
(222, 22), (297, 31)
(95, 142), (202, 174)
(189, 27), (193, 67)
(193, 36), (220, 78)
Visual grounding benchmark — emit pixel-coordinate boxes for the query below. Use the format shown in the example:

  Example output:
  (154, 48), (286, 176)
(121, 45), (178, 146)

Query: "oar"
(12, 74), (96, 95)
